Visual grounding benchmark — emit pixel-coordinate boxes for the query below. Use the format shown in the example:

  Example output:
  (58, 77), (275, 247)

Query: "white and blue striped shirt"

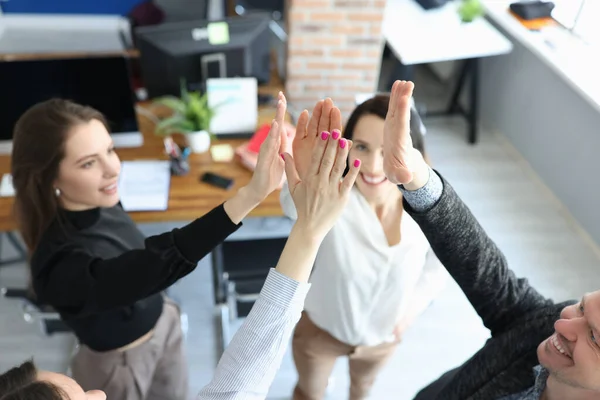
(197, 268), (310, 399)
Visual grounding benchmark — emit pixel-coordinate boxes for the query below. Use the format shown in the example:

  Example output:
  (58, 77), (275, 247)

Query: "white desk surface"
(0, 14), (129, 54)
(383, 0), (513, 65)
(483, 0), (600, 114)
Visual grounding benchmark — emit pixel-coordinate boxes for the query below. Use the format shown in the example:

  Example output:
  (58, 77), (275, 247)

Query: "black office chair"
(211, 237), (288, 348)
(1, 287), (71, 336)
(1, 286), (188, 338)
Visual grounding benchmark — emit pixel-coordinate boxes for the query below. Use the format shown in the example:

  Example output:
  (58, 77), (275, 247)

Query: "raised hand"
(247, 92), (288, 201)
(292, 98), (343, 181)
(382, 81), (428, 188)
(282, 129), (360, 241)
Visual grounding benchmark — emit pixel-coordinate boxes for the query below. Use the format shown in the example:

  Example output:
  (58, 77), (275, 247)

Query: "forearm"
(223, 186), (263, 224)
(274, 224), (321, 283)
(401, 172), (551, 335)
(399, 166), (443, 212)
(196, 269), (310, 399)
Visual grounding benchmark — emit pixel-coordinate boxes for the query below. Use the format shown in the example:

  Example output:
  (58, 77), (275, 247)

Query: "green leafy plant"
(153, 81), (216, 136)
(458, 0), (484, 23)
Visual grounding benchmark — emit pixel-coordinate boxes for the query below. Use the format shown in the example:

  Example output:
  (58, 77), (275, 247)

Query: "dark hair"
(344, 94), (426, 155)
(11, 99), (108, 253)
(0, 360), (67, 400)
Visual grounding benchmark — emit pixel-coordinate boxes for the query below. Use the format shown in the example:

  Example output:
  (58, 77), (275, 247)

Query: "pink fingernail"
(339, 138), (347, 149)
(353, 159), (361, 168)
(332, 130), (340, 140)
(281, 154), (285, 161)
(321, 131), (329, 140)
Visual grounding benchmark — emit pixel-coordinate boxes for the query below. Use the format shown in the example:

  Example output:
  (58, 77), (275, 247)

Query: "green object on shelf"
(458, 0), (484, 23)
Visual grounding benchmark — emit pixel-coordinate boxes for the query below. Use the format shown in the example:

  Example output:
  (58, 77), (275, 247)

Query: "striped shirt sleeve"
(196, 268), (311, 400)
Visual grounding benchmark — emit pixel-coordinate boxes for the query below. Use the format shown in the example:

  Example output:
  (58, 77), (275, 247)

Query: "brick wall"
(285, 0), (386, 120)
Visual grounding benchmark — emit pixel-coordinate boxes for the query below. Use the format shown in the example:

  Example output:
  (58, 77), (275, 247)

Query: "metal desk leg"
(468, 58), (480, 144)
(425, 58), (480, 144)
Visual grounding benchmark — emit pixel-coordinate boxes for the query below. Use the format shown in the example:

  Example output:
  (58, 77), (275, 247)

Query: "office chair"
(1, 287), (189, 338)
(211, 236), (288, 348)
(1, 287), (71, 335)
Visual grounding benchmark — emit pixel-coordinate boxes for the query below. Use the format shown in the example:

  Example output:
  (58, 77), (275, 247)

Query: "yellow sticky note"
(210, 144), (234, 162)
(207, 22), (230, 45)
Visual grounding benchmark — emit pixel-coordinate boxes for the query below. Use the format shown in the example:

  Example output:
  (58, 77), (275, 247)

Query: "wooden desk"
(0, 83), (286, 232)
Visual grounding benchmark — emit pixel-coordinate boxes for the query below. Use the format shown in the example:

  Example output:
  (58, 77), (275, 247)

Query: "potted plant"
(458, 0), (484, 23)
(153, 82), (216, 153)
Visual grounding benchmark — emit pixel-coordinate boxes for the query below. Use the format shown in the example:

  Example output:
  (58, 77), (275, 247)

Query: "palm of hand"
(248, 94), (287, 198)
(383, 81), (417, 185)
(255, 144), (285, 193)
(293, 99), (341, 180)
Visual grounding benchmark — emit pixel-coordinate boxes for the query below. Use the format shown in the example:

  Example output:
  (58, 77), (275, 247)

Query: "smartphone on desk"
(200, 172), (234, 190)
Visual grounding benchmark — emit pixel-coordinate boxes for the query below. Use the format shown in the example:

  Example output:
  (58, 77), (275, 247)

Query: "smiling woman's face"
(54, 119), (121, 211)
(348, 114), (398, 204)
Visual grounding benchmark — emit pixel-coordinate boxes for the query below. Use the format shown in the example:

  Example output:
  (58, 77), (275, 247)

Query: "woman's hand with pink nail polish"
(281, 131), (360, 242)
(291, 98), (343, 182)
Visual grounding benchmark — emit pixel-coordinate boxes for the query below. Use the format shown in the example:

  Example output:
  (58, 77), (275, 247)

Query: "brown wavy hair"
(0, 360), (66, 399)
(11, 99), (108, 253)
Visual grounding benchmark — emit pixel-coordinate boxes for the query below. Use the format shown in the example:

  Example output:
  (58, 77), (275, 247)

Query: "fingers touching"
(307, 100), (324, 138)
(330, 107), (342, 137)
(317, 98), (334, 136)
(295, 109), (310, 140)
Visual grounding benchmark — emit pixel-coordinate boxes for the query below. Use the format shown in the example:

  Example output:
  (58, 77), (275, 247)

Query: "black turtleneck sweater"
(30, 203), (240, 351)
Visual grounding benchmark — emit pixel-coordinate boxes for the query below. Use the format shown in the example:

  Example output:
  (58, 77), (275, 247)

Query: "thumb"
(282, 153), (300, 188)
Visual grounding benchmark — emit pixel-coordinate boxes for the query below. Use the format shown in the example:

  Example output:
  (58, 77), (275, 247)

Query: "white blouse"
(280, 182), (448, 346)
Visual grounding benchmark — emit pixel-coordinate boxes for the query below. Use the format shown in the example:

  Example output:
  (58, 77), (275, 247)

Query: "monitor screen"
(0, 56), (140, 142)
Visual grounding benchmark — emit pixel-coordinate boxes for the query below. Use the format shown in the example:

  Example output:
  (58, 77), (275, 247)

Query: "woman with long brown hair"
(10, 94), (288, 400)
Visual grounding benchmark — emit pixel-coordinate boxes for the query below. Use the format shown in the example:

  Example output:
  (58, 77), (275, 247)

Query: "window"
(552, 0), (599, 45)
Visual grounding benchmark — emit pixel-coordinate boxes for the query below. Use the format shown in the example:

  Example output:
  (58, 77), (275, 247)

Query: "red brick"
(330, 25), (366, 35)
(289, 10), (307, 21)
(330, 49), (363, 58)
(310, 12), (344, 21)
(347, 12), (383, 22)
(342, 62), (379, 71)
(290, 48), (325, 57)
(306, 62), (338, 70)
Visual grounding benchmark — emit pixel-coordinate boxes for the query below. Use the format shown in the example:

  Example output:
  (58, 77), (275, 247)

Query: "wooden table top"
(0, 83), (286, 232)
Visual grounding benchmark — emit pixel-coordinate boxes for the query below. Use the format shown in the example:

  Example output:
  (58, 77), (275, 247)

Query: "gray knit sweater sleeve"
(398, 167), (443, 212)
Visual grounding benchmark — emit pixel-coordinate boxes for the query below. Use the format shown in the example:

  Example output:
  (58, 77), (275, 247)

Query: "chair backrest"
(211, 237), (287, 304)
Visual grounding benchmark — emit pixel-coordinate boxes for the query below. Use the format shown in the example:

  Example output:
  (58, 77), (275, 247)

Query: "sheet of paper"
(210, 144), (234, 162)
(0, 174), (15, 197)
(207, 77), (258, 135)
(207, 22), (230, 45)
(118, 161), (171, 212)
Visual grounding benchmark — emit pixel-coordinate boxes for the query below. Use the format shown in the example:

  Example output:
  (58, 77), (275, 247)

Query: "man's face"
(537, 290), (600, 391)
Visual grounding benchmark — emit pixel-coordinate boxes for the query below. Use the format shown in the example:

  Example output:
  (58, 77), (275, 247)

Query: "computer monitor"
(0, 55), (143, 154)
(135, 14), (272, 99)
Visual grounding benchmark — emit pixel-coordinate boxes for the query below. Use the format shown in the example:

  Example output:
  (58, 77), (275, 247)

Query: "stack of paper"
(0, 174), (15, 197)
(118, 161), (171, 211)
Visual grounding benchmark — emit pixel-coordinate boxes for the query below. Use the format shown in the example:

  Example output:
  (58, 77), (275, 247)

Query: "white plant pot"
(186, 130), (211, 153)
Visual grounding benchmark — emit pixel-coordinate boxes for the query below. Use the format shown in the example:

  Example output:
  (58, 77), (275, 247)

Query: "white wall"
(479, 25), (600, 246)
